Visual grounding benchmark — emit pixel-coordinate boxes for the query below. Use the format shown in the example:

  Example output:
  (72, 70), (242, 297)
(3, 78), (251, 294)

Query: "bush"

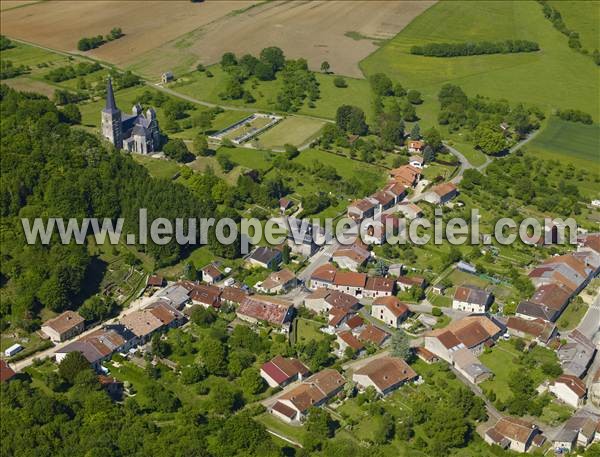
(431, 307), (442, 317)
(556, 109), (593, 124)
(333, 76), (347, 88)
(410, 40), (540, 57)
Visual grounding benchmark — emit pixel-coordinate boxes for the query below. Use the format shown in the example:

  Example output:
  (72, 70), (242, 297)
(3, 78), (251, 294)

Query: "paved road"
(10, 287), (157, 372)
(576, 290), (600, 342)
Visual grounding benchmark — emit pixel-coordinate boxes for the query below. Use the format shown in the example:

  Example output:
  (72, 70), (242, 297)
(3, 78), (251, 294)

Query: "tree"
(220, 52), (237, 68)
(304, 407), (336, 449)
(240, 367), (265, 395)
(407, 89), (422, 104)
(184, 261), (198, 280)
(402, 102), (418, 122)
(423, 127), (443, 152)
(193, 134), (210, 156)
(79, 296), (115, 322)
(181, 364), (206, 384)
(151, 333), (171, 358)
(260, 46), (285, 72)
(199, 337), (227, 375)
(423, 145), (435, 163)
(394, 82), (406, 97)
(217, 153), (235, 172)
(284, 143), (299, 159)
(336, 104), (368, 135)
(369, 73), (393, 96)
(59, 351), (91, 384)
(191, 306), (217, 327)
(281, 244), (291, 263)
(196, 63), (205, 72)
(61, 104), (81, 124)
(390, 330), (412, 360)
(164, 138), (194, 163)
(410, 123), (421, 139)
(472, 124), (506, 155)
(320, 61), (330, 73)
(333, 76), (347, 88)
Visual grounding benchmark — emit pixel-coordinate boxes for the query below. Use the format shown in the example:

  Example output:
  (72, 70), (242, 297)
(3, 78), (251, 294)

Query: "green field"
(292, 148), (385, 182)
(526, 118), (600, 171)
(167, 67), (373, 121)
(131, 154), (184, 180)
(255, 116), (326, 150)
(548, 1), (600, 51)
(360, 1), (600, 122)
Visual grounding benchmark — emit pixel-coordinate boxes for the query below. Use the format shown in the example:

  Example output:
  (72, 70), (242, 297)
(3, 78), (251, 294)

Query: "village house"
(270, 369), (345, 423)
(557, 330), (596, 378)
(156, 283), (190, 309)
(161, 71), (174, 83)
(396, 275), (426, 292)
(363, 214), (404, 245)
(56, 325), (135, 370)
(424, 315), (502, 363)
(353, 356), (417, 396)
(485, 417), (543, 453)
(358, 324), (390, 347)
(331, 271), (367, 297)
(98, 375), (124, 400)
(553, 411), (599, 452)
(260, 355), (310, 388)
(332, 243), (370, 272)
(369, 190), (396, 215)
(591, 369), (600, 407)
(407, 140), (424, 153)
(515, 284), (571, 322)
(236, 295), (294, 328)
(389, 165), (421, 188)
(422, 181), (459, 205)
(279, 197), (292, 213)
(336, 330), (364, 356)
(452, 347), (493, 384)
(41, 311), (85, 343)
(549, 374), (587, 408)
(220, 286), (249, 307)
(121, 301), (184, 345)
(371, 296), (409, 328)
(146, 274), (165, 289)
(256, 268), (297, 294)
(286, 217), (321, 257)
(309, 264), (338, 290)
(0, 360), (16, 383)
(363, 276), (395, 298)
(327, 308), (353, 332)
(397, 202), (423, 219)
(303, 288), (359, 315)
(415, 347), (439, 364)
(247, 246), (282, 269)
(409, 155), (424, 168)
(452, 285), (493, 313)
(201, 264), (223, 284)
(577, 232), (600, 268)
(383, 181), (407, 205)
(505, 317), (557, 346)
(188, 284), (222, 309)
(347, 198), (377, 222)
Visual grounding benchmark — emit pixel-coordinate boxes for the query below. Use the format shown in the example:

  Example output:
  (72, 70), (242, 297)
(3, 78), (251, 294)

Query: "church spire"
(104, 77), (118, 112)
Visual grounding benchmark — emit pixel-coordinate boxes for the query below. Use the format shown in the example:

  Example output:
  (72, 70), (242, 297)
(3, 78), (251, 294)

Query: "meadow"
(548, 0), (600, 51)
(360, 1), (600, 121)
(255, 116), (326, 150)
(526, 117), (600, 171)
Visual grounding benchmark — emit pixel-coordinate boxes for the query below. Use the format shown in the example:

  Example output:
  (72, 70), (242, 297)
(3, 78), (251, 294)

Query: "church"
(101, 78), (161, 154)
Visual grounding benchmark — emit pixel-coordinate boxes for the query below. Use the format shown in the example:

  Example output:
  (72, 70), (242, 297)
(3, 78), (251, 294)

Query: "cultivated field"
(360, 0), (600, 120)
(0, 0), (257, 66)
(0, 1), (39, 11)
(1, 0), (435, 79)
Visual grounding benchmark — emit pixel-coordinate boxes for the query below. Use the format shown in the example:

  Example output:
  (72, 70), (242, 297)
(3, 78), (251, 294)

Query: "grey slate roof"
(103, 78), (119, 114)
(516, 300), (560, 322)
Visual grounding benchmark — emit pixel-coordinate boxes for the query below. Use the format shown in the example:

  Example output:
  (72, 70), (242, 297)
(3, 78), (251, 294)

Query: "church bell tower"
(101, 78), (122, 149)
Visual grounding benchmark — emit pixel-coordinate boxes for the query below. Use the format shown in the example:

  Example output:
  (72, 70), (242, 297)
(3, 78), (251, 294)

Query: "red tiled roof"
(311, 264), (337, 283)
(338, 330), (364, 351)
(333, 271), (367, 288)
(261, 355), (310, 385)
(272, 401), (296, 419)
(0, 360), (16, 382)
(345, 314), (364, 330)
(237, 295), (292, 326)
(147, 274), (164, 287)
(553, 374), (587, 398)
(354, 356), (417, 392)
(358, 325), (389, 346)
(365, 276), (395, 293)
(372, 296), (409, 318)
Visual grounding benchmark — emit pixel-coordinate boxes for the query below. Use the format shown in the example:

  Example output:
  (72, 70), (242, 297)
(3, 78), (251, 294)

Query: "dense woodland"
(0, 85), (215, 330)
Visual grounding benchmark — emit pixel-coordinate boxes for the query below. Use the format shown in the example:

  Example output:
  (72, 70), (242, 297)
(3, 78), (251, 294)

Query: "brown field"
(0, 1), (40, 11)
(3, 78), (56, 97)
(0, 0), (257, 63)
(1, 0), (435, 79)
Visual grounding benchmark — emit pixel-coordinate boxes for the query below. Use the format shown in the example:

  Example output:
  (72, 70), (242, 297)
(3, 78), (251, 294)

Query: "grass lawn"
(557, 298), (589, 331)
(256, 412), (307, 444)
(156, 245), (216, 279)
(131, 154), (183, 180)
(292, 148), (385, 182)
(217, 145), (276, 171)
(540, 401), (574, 426)
(526, 117), (600, 175)
(295, 318), (326, 344)
(479, 341), (555, 402)
(360, 1), (599, 122)
(255, 116), (326, 150)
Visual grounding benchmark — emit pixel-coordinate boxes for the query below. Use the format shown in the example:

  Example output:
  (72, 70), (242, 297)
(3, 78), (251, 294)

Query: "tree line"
(77, 28), (124, 51)
(410, 39), (540, 57)
(45, 62), (102, 83)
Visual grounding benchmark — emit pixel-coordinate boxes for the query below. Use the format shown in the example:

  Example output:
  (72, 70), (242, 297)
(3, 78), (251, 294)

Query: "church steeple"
(104, 77), (118, 113)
